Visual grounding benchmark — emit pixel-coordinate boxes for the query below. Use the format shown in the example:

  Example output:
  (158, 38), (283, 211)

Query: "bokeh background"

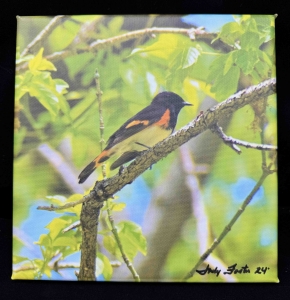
(13, 15), (277, 282)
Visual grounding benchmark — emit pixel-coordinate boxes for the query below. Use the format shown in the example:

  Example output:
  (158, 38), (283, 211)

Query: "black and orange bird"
(78, 91), (192, 184)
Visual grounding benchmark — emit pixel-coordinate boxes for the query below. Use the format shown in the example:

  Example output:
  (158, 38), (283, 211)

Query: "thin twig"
(16, 26), (232, 72)
(95, 70), (106, 178)
(37, 192), (95, 211)
(107, 208), (140, 282)
(62, 221), (81, 233)
(13, 262), (80, 274)
(211, 124), (277, 154)
(20, 15), (65, 57)
(183, 163), (276, 280)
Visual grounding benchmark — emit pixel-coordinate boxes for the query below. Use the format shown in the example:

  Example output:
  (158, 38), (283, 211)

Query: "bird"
(78, 91), (192, 184)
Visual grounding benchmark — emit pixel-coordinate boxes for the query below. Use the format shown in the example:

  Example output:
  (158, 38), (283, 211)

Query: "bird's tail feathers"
(78, 149), (111, 184)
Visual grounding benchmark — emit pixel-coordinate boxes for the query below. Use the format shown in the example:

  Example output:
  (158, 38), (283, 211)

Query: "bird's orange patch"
(125, 120), (149, 128)
(94, 149), (110, 167)
(155, 109), (170, 128)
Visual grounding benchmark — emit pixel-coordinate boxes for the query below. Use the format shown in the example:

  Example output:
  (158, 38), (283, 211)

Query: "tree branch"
(211, 124), (277, 154)
(16, 25), (232, 72)
(37, 78), (276, 211)
(90, 78), (277, 202)
(77, 199), (103, 281)
(19, 15), (65, 57)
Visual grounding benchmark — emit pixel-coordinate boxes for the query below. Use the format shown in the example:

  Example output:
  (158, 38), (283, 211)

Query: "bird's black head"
(151, 91), (192, 112)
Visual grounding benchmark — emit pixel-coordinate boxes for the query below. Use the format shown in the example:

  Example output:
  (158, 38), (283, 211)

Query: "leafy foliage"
(13, 15), (277, 282)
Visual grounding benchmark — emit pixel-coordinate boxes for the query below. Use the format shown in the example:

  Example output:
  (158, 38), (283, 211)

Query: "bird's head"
(151, 91), (192, 112)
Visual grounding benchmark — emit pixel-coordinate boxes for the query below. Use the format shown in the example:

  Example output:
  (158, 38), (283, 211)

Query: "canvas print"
(13, 15), (277, 282)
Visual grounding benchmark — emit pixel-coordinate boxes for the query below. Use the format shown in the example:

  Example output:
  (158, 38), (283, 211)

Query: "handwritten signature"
(196, 263), (270, 277)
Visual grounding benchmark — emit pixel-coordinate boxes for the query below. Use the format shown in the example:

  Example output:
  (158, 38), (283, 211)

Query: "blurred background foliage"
(13, 15), (277, 282)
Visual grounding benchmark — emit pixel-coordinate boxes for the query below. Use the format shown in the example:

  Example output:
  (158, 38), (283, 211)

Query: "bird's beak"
(183, 102), (193, 106)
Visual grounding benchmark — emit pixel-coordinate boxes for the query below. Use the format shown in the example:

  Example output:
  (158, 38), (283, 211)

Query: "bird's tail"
(78, 149), (111, 184)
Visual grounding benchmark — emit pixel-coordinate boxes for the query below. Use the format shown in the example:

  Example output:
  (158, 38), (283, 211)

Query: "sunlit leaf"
(46, 218), (68, 241)
(103, 234), (118, 256)
(13, 255), (30, 264)
(217, 21), (243, 45)
(54, 79), (69, 94)
(12, 270), (35, 279)
(116, 221), (147, 261)
(95, 256), (104, 277)
(28, 48), (56, 73)
(43, 265), (52, 278)
(28, 82), (59, 118)
(223, 51), (238, 75)
(182, 47), (200, 69)
(53, 236), (77, 248)
(111, 202), (126, 212)
(35, 234), (52, 248)
(97, 253), (113, 280)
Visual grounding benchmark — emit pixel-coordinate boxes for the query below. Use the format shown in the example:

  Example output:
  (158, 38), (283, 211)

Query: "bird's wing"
(106, 104), (168, 148)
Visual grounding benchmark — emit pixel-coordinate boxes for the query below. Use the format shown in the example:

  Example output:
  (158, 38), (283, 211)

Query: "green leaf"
(65, 52), (94, 80)
(28, 81), (60, 118)
(223, 51), (238, 75)
(46, 218), (68, 241)
(28, 48), (56, 73)
(15, 74), (31, 102)
(95, 256), (104, 277)
(182, 47), (200, 69)
(12, 270), (35, 279)
(255, 60), (270, 78)
(54, 79), (69, 94)
(35, 234), (52, 248)
(37, 59), (57, 72)
(43, 265), (52, 278)
(28, 48), (44, 71)
(16, 54), (34, 65)
(130, 34), (184, 60)
(218, 22), (243, 45)
(207, 54), (228, 82)
(97, 253), (113, 280)
(46, 195), (67, 206)
(258, 50), (273, 68)
(236, 49), (259, 75)
(251, 69), (262, 83)
(116, 221), (147, 261)
(13, 255), (30, 264)
(111, 202), (126, 212)
(53, 236), (77, 249)
(14, 127), (27, 156)
(211, 65), (240, 101)
(48, 19), (81, 52)
(103, 234), (118, 256)
(240, 32), (263, 50)
(252, 15), (272, 30)
(108, 16), (124, 33)
(264, 26), (275, 43)
(241, 16), (258, 32)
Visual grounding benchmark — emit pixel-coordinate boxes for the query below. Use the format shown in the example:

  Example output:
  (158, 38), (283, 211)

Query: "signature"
(196, 263), (270, 277)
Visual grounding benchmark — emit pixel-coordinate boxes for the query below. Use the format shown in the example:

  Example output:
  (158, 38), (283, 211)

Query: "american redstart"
(78, 91), (192, 183)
